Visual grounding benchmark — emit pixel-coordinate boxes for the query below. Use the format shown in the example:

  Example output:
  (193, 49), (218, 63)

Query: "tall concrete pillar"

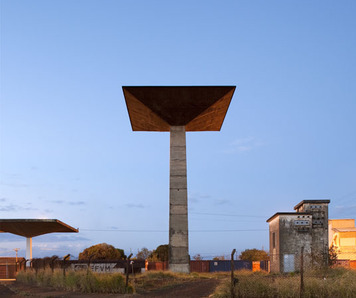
(169, 126), (189, 273)
(122, 86), (236, 273)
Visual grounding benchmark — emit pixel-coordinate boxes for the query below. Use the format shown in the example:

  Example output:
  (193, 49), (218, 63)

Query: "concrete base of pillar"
(169, 263), (190, 273)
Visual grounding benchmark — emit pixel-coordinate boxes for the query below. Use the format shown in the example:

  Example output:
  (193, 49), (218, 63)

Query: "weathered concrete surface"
(295, 201), (330, 266)
(268, 200), (330, 273)
(122, 86), (236, 274)
(169, 126), (189, 273)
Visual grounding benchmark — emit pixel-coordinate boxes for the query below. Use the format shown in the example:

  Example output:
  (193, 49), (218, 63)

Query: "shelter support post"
(169, 126), (190, 273)
(26, 237), (32, 266)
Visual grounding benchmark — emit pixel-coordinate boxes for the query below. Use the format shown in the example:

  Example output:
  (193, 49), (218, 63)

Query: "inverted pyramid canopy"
(123, 86), (236, 131)
(0, 219), (78, 238)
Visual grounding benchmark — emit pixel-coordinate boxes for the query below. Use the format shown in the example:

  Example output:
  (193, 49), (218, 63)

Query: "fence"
(145, 261), (168, 271)
(144, 260), (268, 273)
(333, 258), (356, 269)
(30, 258), (146, 274)
(28, 258), (268, 274)
(190, 260), (210, 272)
(0, 258), (26, 279)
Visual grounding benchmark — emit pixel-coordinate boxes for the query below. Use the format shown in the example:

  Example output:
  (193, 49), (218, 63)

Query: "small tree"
(239, 249), (269, 261)
(116, 248), (126, 259)
(193, 254), (203, 260)
(328, 244), (338, 267)
(149, 244), (169, 262)
(79, 243), (126, 260)
(136, 247), (152, 260)
(213, 255), (225, 261)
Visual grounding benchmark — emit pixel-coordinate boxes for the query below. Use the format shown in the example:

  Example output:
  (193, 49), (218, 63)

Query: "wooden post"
(231, 249), (236, 298)
(87, 254), (95, 275)
(21, 259), (27, 272)
(63, 254), (70, 277)
(126, 253), (133, 292)
(300, 246), (304, 298)
(51, 256), (58, 274)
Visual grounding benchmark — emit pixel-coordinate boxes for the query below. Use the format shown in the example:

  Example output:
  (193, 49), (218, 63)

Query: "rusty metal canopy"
(123, 86), (236, 131)
(0, 219), (78, 238)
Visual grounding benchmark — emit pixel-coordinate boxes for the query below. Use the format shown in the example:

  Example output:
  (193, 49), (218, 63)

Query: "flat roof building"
(267, 200), (330, 273)
(329, 219), (356, 261)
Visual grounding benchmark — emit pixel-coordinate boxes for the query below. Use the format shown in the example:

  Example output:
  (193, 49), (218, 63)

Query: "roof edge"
(122, 85), (236, 88)
(266, 212), (311, 223)
(294, 199), (330, 210)
(55, 219), (79, 233)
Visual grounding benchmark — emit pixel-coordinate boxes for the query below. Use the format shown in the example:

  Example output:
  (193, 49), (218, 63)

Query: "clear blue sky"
(1, 0), (355, 259)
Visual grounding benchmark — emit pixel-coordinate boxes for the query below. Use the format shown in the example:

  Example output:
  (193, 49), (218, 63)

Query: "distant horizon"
(2, 201), (354, 260)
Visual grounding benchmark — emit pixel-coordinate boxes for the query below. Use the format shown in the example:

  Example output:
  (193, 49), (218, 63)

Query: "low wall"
(0, 258), (26, 279)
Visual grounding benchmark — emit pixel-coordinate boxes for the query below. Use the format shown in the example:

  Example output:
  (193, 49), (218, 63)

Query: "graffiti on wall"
(71, 263), (125, 273)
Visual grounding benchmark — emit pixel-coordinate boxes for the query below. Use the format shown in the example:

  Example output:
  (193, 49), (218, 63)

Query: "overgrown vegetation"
(133, 270), (219, 293)
(78, 243), (126, 260)
(135, 244), (169, 261)
(148, 244), (169, 261)
(328, 244), (339, 266)
(135, 247), (152, 260)
(239, 248), (269, 261)
(212, 268), (356, 298)
(133, 271), (184, 293)
(15, 267), (356, 297)
(16, 269), (133, 294)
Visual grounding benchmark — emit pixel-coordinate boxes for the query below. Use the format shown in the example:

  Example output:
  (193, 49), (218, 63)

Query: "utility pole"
(231, 249), (237, 298)
(14, 248), (20, 262)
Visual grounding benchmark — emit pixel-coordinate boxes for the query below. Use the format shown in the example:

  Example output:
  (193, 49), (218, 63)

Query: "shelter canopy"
(0, 219), (78, 238)
(123, 86), (236, 131)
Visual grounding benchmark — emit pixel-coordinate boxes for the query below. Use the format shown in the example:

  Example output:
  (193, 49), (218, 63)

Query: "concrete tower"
(123, 86), (236, 273)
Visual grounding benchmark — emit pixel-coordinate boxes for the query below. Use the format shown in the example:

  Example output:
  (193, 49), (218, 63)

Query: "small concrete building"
(267, 200), (330, 273)
(329, 219), (356, 261)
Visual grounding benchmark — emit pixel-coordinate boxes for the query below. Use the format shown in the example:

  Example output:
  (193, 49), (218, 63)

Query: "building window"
(273, 232), (276, 249)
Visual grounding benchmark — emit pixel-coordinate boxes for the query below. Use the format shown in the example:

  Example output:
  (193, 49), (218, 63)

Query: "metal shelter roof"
(0, 219), (78, 238)
(122, 86), (236, 131)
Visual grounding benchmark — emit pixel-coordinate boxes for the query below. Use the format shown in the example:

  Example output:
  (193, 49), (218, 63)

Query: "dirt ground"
(0, 279), (220, 297)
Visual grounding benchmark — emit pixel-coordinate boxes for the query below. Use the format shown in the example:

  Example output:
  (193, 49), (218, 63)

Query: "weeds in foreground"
(211, 268), (356, 298)
(16, 267), (356, 297)
(16, 269), (132, 294)
(133, 270), (196, 293)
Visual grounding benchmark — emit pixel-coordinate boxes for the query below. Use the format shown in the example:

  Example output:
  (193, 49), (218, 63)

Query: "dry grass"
(16, 269), (132, 294)
(211, 268), (356, 298)
(16, 268), (356, 297)
(132, 271), (230, 294)
(133, 270), (199, 293)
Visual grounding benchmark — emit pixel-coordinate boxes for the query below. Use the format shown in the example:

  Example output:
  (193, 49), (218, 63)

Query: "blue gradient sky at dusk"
(1, 0), (355, 259)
